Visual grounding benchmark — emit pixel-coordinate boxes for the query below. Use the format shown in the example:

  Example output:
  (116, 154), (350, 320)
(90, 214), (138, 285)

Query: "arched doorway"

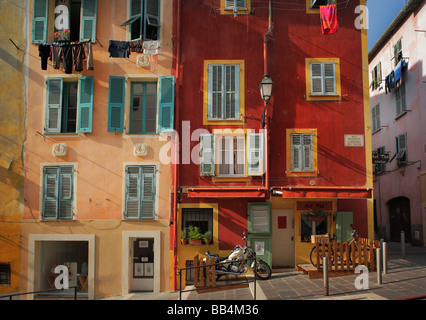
(388, 197), (411, 242)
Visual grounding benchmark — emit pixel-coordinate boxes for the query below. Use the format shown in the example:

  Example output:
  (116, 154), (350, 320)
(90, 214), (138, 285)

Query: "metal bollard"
(323, 257), (329, 296)
(383, 242), (387, 274)
(376, 248), (382, 285)
(401, 231), (406, 260)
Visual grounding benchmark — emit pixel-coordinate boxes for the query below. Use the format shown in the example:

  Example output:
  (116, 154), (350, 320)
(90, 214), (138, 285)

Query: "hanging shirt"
(62, 44), (73, 74)
(38, 44), (51, 70)
(84, 41), (94, 70)
(108, 40), (130, 58)
(73, 43), (85, 72)
(320, 4), (339, 35)
(51, 45), (63, 69)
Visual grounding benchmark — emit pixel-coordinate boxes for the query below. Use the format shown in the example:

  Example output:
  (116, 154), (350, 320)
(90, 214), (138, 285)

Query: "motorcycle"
(205, 232), (272, 280)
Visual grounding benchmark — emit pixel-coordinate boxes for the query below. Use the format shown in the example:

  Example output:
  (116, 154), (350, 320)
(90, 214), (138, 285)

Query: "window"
(0, 263), (11, 286)
(394, 38), (403, 67)
(121, 0), (160, 41)
(396, 133), (407, 166)
(374, 146), (386, 175)
(395, 83), (406, 117)
(42, 166), (74, 220)
(286, 129), (317, 176)
(371, 104), (381, 133)
(301, 213), (328, 242)
(107, 76), (175, 133)
(32, 0), (97, 44)
(200, 131), (264, 177)
(221, 0), (251, 15)
(204, 60), (245, 125)
(248, 203), (271, 234)
(45, 77), (94, 134)
(371, 62), (382, 91)
(306, 58), (341, 101)
(125, 166), (156, 220)
(182, 208), (213, 240)
(310, 0), (335, 9)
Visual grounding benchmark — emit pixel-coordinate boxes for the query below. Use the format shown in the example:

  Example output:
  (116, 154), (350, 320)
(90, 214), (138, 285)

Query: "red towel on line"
(320, 4), (338, 35)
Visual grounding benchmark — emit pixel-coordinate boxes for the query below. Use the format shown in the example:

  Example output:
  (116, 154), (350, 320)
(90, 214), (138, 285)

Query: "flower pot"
(189, 239), (202, 245)
(181, 238), (187, 245)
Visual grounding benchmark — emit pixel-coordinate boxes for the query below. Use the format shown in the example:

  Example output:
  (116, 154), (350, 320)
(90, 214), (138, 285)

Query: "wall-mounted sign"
(255, 242), (265, 255)
(297, 201), (333, 211)
(344, 134), (364, 147)
(372, 152), (390, 164)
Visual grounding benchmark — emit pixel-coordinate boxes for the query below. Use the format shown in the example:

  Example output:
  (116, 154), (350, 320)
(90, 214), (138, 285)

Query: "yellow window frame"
(306, 0), (336, 14)
(220, 0), (251, 15)
(305, 58), (341, 101)
(286, 128), (318, 177)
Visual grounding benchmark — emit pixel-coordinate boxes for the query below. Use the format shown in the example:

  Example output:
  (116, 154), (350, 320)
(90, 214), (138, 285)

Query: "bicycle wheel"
(310, 244), (331, 268)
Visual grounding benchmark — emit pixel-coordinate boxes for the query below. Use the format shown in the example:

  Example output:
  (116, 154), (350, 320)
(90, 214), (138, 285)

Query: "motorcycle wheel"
(253, 260), (272, 280)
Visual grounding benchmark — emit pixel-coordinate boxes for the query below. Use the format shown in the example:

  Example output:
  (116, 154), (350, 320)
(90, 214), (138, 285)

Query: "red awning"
(187, 187), (267, 198)
(278, 188), (372, 199)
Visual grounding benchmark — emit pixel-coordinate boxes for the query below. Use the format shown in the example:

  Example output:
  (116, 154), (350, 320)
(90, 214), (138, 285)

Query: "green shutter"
(247, 133), (263, 176)
(43, 167), (59, 219)
(145, 0), (160, 27)
(32, 0), (48, 44)
(158, 76), (175, 132)
(80, 0), (97, 42)
(336, 212), (353, 242)
(141, 166), (156, 220)
(43, 166), (73, 220)
(46, 78), (63, 133)
(200, 134), (215, 176)
(126, 166), (141, 219)
(77, 76), (94, 133)
(59, 167), (74, 219)
(107, 76), (125, 133)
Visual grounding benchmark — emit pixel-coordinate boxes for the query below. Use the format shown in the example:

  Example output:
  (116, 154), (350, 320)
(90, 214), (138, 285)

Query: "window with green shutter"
(32, 0), (97, 44)
(125, 166), (156, 220)
(42, 166), (74, 220)
(121, 0), (160, 41)
(45, 77), (94, 134)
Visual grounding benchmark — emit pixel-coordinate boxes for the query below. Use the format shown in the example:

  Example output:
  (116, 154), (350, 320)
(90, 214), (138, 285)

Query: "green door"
(336, 211), (353, 242)
(248, 203), (272, 266)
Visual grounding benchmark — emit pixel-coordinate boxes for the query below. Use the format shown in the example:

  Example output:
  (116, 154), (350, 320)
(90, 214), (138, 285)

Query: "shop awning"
(276, 187), (372, 199)
(187, 187), (267, 198)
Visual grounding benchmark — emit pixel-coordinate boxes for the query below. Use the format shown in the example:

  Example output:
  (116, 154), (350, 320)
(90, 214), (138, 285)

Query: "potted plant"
(203, 231), (212, 245)
(180, 229), (187, 245)
(188, 225), (203, 245)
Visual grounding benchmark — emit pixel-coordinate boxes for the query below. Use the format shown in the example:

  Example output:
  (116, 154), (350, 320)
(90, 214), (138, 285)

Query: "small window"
(371, 62), (382, 91)
(42, 166), (74, 220)
(125, 166), (156, 220)
(130, 82), (157, 134)
(396, 134), (407, 166)
(394, 38), (403, 67)
(221, 0), (251, 15)
(306, 58), (341, 101)
(301, 213), (328, 242)
(374, 146), (386, 175)
(371, 104), (381, 133)
(225, 0), (247, 10)
(310, 0), (335, 9)
(395, 83), (406, 116)
(182, 208), (213, 239)
(291, 133), (314, 172)
(0, 263), (11, 286)
(121, 0), (160, 41)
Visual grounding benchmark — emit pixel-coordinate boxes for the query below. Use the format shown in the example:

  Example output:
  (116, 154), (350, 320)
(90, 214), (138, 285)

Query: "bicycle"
(309, 227), (371, 268)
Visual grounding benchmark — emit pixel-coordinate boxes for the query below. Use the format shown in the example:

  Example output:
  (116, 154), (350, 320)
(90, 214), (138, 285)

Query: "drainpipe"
(263, 0), (272, 196)
(172, 0), (182, 291)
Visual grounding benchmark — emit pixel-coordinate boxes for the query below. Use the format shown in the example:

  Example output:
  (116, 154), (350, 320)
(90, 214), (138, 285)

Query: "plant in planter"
(203, 231), (212, 245)
(188, 225), (203, 245)
(180, 229), (188, 245)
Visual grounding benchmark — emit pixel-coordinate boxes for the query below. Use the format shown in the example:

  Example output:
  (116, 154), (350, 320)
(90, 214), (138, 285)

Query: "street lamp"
(259, 75), (273, 101)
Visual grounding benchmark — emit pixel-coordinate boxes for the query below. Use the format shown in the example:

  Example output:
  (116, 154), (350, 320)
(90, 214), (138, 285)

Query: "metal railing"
(0, 286), (78, 300)
(176, 257), (257, 300)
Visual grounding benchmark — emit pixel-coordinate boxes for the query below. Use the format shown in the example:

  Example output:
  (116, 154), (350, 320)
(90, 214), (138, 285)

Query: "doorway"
(131, 238), (154, 292)
(272, 210), (295, 267)
(389, 197), (411, 242)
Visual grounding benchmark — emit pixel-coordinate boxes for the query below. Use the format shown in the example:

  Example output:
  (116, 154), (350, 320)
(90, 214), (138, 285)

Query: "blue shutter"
(32, 0), (48, 44)
(45, 78), (63, 133)
(80, 0), (97, 42)
(158, 76), (175, 132)
(141, 166), (156, 220)
(107, 76), (125, 133)
(77, 76), (94, 133)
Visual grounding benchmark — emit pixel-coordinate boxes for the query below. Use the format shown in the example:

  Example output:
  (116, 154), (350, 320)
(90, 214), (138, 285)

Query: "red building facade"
(170, 0), (373, 288)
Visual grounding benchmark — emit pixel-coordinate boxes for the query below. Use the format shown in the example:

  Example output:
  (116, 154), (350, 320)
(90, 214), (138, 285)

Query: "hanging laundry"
(73, 43), (85, 72)
(149, 54), (158, 72)
(39, 44), (51, 70)
(320, 4), (339, 35)
(130, 39), (144, 53)
(51, 45), (63, 69)
(84, 41), (94, 70)
(143, 40), (161, 55)
(108, 40), (130, 58)
(62, 44), (73, 74)
(385, 71), (396, 94)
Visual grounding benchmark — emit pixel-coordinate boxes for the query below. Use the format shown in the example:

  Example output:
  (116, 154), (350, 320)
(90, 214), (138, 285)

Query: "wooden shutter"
(158, 76), (175, 132)
(77, 76), (94, 133)
(46, 78), (63, 133)
(59, 167), (74, 219)
(247, 133), (263, 176)
(145, 0), (160, 27)
(310, 63), (323, 94)
(107, 76), (125, 132)
(323, 63), (336, 94)
(225, 65), (240, 120)
(141, 166), (156, 219)
(225, 0), (246, 9)
(336, 212), (353, 242)
(43, 167), (59, 219)
(303, 134), (313, 171)
(126, 166), (141, 219)
(200, 134), (215, 176)
(80, 0), (97, 42)
(32, 0), (48, 44)
(208, 65), (222, 119)
(291, 134), (302, 171)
